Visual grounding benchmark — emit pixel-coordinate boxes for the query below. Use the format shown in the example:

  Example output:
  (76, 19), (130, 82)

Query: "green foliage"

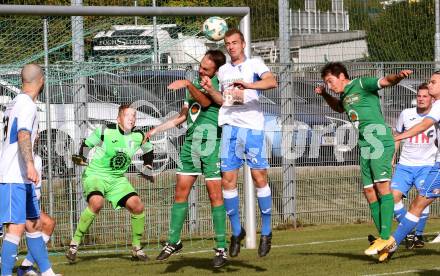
(0, 0), (437, 64)
(345, 0), (382, 30)
(316, 0), (331, 11)
(365, 0), (435, 61)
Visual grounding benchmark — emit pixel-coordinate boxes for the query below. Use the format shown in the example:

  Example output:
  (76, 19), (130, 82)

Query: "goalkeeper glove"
(72, 154), (88, 166)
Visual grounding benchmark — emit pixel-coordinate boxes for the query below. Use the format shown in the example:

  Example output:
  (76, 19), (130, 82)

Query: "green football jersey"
(340, 77), (393, 144)
(184, 76), (221, 140)
(84, 124), (152, 176)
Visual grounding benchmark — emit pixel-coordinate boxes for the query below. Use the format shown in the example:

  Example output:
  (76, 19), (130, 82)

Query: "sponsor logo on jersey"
(110, 151), (131, 170)
(343, 93), (360, 105)
(408, 129), (434, 144)
(189, 102), (201, 122)
(348, 110), (359, 123)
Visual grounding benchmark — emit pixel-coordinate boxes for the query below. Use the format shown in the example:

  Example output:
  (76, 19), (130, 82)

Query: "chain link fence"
(2, 62), (440, 252)
(1, 0), (440, 253)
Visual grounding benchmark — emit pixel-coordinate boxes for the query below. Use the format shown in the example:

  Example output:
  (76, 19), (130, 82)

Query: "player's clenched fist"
(314, 85), (326, 95)
(398, 70), (412, 79)
(200, 75), (213, 91)
(26, 163), (39, 184)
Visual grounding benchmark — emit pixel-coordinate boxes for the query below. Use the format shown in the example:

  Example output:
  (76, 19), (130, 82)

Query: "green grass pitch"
(34, 219), (440, 275)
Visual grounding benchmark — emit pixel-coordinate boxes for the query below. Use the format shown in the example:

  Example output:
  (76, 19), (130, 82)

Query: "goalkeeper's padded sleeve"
(78, 140), (89, 157)
(142, 149), (154, 168)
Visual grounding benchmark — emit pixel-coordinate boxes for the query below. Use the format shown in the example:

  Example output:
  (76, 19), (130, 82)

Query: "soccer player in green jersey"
(147, 50), (227, 268)
(315, 62), (412, 261)
(65, 104), (154, 263)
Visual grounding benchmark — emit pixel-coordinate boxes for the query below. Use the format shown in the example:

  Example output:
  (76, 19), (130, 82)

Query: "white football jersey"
(217, 57), (271, 130)
(0, 93), (39, 184)
(34, 154), (42, 200)
(396, 107), (437, 166)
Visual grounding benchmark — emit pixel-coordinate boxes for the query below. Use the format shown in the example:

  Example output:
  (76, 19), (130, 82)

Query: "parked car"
(0, 73), (168, 178)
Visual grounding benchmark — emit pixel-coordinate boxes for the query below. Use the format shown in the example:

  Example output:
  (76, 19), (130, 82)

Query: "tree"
(365, 0), (435, 61)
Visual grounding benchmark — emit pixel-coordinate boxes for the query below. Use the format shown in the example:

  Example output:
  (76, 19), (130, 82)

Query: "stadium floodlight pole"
(71, 0), (89, 231)
(0, 3), (256, 248)
(153, 0), (158, 64)
(43, 18), (54, 230)
(435, 0), (440, 69)
(134, 0), (138, 25)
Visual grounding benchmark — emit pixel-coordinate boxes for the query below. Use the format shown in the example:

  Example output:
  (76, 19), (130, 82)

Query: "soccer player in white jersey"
(0, 64), (61, 276)
(16, 134), (57, 276)
(391, 83), (436, 250)
(366, 71), (440, 261)
(201, 28), (278, 258)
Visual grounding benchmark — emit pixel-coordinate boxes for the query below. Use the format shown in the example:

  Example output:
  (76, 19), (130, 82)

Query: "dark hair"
(320, 62), (349, 79)
(205, 50), (226, 70)
(118, 104), (132, 116)
(418, 82), (428, 91)
(224, 28), (245, 42)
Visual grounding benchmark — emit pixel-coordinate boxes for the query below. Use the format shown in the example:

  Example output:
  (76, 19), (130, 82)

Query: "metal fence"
(1, 62), (440, 252)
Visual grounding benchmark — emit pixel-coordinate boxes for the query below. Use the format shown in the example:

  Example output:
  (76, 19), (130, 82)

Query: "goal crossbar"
(0, 5), (249, 16)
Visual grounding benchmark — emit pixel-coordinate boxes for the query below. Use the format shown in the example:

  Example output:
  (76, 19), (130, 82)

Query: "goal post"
(0, 4), (257, 249)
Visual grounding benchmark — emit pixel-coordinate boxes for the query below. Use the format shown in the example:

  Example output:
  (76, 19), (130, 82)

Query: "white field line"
(362, 267), (440, 276)
(49, 231), (440, 267)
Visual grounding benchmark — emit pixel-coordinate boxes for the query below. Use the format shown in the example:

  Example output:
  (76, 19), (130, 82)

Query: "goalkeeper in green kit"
(65, 104), (154, 262)
(315, 62), (412, 262)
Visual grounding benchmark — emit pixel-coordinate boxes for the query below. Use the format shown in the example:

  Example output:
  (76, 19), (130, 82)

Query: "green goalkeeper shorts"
(176, 138), (221, 180)
(359, 140), (395, 188)
(82, 170), (136, 209)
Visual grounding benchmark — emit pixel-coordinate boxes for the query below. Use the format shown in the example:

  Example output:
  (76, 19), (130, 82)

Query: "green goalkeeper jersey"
(84, 124), (152, 177)
(340, 77), (394, 145)
(184, 76), (221, 140)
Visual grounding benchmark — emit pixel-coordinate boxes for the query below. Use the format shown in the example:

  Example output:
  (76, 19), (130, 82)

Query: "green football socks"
(73, 207), (96, 244)
(168, 202), (189, 244)
(369, 201), (381, 234)
(131, 212), (145, 247)
(211, 205), (227, 249)
(379, 193), (394, 240)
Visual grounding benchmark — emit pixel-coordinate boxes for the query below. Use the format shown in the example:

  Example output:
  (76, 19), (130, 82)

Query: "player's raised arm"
(379, 70), (413, 88)
(314, 85), (344, 113)
(394, 117), (435, 141)
(146, 105), (188, 139)
(168, 79), (212, 108)
(232, 71), (277, 90)
(200, 75), (224, 105)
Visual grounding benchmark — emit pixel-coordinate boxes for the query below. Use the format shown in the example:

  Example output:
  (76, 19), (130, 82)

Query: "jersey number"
(2, 116), (8, 142)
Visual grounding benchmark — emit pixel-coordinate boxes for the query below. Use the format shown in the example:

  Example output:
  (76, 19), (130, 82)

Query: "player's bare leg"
(18, 211), (56, 276)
